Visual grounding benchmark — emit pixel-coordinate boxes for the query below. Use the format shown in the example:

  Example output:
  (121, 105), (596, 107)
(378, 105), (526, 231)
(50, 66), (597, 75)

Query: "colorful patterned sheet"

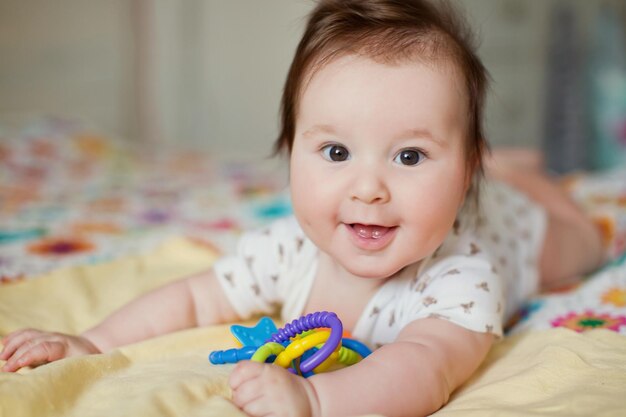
(508, 171), (626, 335)
(1, 116), (626, 335)
(0, 116), (291, 282)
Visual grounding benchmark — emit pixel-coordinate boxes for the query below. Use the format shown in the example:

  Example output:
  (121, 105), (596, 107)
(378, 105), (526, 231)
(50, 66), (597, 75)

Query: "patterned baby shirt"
(213, 180), (546, 347)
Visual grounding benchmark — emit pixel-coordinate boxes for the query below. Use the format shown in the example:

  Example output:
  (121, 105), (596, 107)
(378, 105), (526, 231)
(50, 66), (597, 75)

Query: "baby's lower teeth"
(355, 225), (385, 239)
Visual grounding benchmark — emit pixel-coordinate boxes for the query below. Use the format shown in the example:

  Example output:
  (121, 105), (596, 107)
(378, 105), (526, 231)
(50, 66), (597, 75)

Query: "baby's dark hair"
(274, 0), (490, 202)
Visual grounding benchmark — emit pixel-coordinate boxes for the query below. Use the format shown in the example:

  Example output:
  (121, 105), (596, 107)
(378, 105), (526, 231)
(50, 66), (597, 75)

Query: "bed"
(1, 117), (626, 416)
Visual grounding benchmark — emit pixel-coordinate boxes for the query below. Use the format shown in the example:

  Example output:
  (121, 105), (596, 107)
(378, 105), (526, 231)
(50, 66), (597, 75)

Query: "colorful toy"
(209, 311), (372, 377)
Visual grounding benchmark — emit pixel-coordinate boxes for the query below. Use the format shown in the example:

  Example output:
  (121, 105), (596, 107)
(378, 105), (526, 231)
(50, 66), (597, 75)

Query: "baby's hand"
(229, 361), (320, 417)
(0, 329), (100, 372)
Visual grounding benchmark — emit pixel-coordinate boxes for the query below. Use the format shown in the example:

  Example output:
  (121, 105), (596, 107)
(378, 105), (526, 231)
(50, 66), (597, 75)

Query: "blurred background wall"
(0, 0), (136, 140)
(0, 0), (625, 168)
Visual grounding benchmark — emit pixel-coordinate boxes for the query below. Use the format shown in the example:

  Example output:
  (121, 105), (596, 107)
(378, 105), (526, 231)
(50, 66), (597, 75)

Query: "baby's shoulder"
(471, 179), (543, 228)
(246, 215), (307, 246)
(446, 180), (544, 248)
(425, 179), (546, 290)
(431, 219), (495, 266)
(243, 215), (316, 262)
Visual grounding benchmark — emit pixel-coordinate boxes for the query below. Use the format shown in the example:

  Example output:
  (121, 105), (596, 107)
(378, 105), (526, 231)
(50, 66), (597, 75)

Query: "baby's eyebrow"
(395, 128), (444, 146)
(301, 124), (445, 146)
(301, 124), (337, 139)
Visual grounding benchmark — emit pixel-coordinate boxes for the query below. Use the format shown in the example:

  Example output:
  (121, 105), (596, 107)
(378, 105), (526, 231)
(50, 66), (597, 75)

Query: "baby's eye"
(393, 149), (426, 166)
(321, 144), (350, 162)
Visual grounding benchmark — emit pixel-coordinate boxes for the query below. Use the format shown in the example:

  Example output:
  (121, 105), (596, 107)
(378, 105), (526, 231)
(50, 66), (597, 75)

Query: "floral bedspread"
(1, 117), (626, 335)
(0, 117), (291, 281)
(508, 169), (626, 334)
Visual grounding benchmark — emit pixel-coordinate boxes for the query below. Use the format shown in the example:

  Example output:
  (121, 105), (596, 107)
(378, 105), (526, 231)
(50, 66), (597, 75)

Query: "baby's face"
(290, 54), (470, 279)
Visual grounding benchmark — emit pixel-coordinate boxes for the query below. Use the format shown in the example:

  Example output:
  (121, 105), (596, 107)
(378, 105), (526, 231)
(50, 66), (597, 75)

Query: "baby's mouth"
(350, 223), (395, 239)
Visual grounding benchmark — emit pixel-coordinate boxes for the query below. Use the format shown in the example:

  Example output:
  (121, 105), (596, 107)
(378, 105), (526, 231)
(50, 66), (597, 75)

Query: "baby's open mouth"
(350, 223), (396, 239)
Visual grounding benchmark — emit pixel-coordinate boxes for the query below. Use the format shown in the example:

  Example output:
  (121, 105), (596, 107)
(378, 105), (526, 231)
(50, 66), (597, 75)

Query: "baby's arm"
(230, 317), (493, 417)
(1, 269), (238, 371)
(311, 318), (493, 416)
(82, 269), (238, 351)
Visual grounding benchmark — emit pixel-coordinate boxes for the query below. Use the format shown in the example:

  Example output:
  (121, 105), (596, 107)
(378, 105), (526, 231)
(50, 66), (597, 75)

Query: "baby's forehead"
(300, 52), (470, 122)
(303, 49), (467, 96)
(298, 54), (471, 143)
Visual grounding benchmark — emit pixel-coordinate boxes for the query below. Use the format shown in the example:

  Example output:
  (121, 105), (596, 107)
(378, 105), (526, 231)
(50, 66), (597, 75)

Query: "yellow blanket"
(1, 239), (625, 417)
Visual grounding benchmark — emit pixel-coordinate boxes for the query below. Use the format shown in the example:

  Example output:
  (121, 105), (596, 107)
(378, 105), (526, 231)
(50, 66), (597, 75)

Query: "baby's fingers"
(0, 329), (44, 361)
(229, 362), (268, 409)
(229, 361), (265, 390)
(2, 340), (65, 372)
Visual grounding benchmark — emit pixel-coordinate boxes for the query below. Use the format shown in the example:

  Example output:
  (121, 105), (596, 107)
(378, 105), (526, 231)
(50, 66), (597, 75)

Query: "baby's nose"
(350, 166), (390, 204)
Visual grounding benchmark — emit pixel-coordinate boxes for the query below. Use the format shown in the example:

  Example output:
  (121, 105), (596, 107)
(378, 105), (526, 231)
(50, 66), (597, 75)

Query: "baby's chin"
(340, 260), (410, 280)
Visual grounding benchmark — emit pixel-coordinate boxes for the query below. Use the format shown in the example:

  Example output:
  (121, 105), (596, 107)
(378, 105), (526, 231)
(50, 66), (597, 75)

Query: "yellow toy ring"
(274, 330), (330, 368)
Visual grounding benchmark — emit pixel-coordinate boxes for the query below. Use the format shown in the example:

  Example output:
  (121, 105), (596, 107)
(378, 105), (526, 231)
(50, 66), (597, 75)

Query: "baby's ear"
(466, 148), (486, 190)
(463, 172), (472, 195)
(460, 170), (481, 214)
(463, 163), (475, 196)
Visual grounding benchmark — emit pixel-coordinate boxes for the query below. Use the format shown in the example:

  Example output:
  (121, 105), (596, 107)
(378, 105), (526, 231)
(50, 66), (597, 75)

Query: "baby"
(0, 1), (604, 416)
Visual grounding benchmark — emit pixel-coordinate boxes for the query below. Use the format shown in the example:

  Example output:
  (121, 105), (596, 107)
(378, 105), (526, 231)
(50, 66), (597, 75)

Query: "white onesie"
(213, 180), (546, 347)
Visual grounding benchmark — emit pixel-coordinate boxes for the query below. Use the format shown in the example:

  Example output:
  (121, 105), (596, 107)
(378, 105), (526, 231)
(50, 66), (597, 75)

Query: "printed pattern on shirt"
(212, 180), (546, 348)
